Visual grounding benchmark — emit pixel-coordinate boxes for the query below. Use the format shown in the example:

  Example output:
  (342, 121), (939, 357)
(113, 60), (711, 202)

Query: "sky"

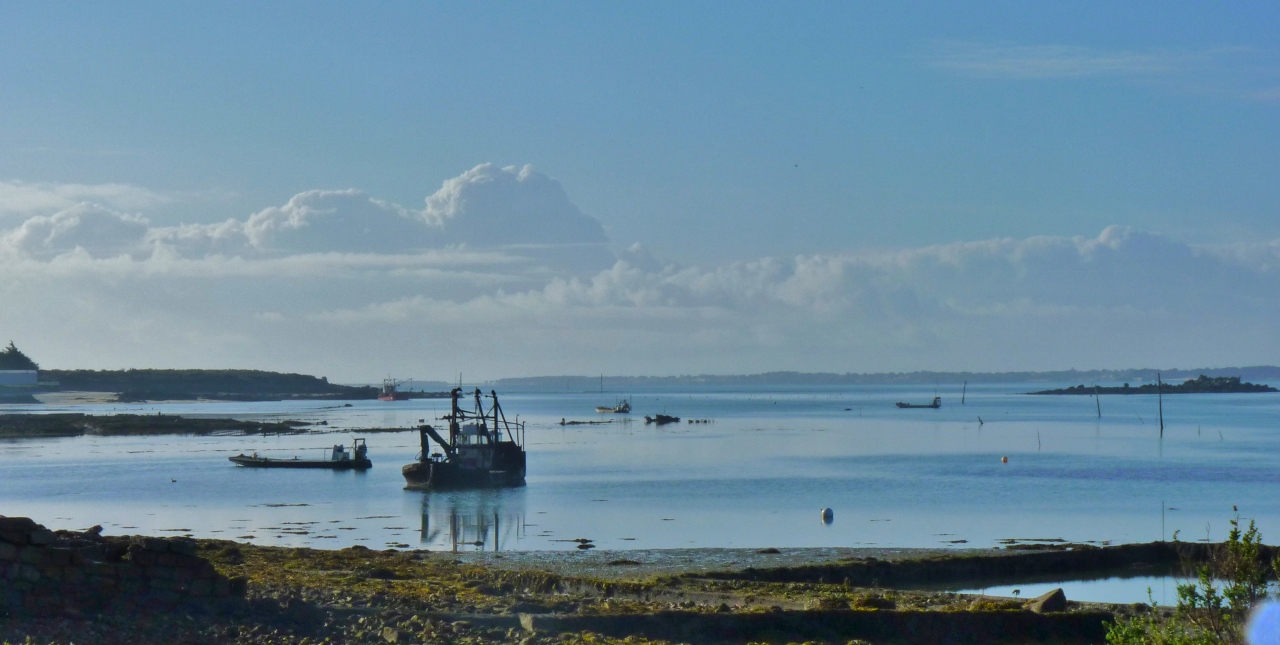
(1, 2), (1278, 381)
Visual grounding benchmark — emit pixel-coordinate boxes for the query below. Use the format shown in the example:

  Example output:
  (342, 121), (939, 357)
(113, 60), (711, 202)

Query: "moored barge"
(230, 438), (371, 469)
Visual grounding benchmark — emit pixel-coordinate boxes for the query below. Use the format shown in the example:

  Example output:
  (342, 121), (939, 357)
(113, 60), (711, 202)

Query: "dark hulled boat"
(402, 388), (526, 490)
(644, 413), (680, 425)
(230, 438), (371, 469)
(895, 396), (942, 409)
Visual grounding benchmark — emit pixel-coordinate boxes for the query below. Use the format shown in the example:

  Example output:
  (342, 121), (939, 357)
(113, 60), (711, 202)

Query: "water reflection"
(414, 488), (527, 552)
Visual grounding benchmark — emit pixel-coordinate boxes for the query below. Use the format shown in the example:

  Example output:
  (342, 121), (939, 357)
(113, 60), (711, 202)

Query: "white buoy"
(820, 508), (834, 524)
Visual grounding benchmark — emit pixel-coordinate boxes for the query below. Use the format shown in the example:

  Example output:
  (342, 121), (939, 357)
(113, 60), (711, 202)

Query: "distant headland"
(493, 366), (1280, 389)
(1028, 375), (1277, 395)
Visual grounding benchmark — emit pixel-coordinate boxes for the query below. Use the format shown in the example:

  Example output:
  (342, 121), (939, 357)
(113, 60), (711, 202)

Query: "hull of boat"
(402, 461), (525, 490)
(895, 402), (940, 409)
(229, 455), (372, 469)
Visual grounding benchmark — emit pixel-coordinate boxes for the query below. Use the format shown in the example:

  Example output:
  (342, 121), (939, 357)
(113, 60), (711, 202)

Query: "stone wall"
(0, 516), (245, 615)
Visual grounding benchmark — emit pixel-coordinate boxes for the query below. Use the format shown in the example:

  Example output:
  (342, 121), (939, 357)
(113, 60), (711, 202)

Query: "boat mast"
(491, 390), (518, 443)
(448, 387), (461, 448)
(473, 388), (496, 444)
(1157, 372), (1164, 437)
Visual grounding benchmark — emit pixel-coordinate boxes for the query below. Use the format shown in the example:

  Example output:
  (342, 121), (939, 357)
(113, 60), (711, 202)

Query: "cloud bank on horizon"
(2, 164), (1279, 381)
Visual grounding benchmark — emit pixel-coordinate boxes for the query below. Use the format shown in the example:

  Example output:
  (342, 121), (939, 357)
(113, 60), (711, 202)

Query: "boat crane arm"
(419, 424), (455, 459)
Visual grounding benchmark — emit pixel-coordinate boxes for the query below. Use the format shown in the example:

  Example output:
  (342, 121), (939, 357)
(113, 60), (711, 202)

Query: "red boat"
(378, 378), (410, 401)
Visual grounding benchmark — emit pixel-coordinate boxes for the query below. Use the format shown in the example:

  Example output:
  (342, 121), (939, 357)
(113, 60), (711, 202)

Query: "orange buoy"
(1001, 456), (1009, 463)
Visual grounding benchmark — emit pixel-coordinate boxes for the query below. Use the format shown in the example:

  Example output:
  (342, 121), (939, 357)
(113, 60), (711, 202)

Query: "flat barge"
(230, 438), (371, 469)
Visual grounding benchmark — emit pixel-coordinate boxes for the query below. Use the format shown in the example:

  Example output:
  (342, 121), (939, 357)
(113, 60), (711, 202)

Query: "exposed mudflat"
(455, 546), (988, 581)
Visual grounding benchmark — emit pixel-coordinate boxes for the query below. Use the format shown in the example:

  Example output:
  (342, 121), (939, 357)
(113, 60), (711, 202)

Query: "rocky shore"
(0, 515), (1209, 644)
(0, 414), (314, 439)
(0, 414), (416, 439)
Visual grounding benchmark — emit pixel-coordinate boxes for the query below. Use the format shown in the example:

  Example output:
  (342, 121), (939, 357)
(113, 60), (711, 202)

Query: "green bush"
(1106, 518), (1279, 645)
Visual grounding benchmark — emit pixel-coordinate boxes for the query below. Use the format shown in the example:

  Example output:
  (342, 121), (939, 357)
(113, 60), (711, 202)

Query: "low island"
(1029, 374), (1277, 395)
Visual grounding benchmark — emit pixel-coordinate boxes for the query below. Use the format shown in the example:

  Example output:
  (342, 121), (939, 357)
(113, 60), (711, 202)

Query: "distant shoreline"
(493, 366), (1280, 388)
(0, 413), (411, 439)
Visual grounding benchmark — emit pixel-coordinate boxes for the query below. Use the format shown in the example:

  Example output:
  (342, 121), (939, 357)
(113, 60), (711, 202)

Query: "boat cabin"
(330, 438), (368, 461)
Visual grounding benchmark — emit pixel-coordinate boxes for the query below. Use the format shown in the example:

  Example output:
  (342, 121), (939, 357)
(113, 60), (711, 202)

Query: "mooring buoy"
(820, 508), (834, 524)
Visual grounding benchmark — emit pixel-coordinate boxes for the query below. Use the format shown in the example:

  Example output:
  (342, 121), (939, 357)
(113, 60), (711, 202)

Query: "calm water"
(1, 383), (1278, 558)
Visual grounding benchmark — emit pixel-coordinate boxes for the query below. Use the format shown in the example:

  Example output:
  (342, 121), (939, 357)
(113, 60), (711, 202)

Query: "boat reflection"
(415, 489), (528, 552)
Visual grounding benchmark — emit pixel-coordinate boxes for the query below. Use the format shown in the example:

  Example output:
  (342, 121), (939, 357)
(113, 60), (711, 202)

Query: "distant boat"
(595, 398), (631, 414)
(378, 378), (410, 401)
(896, 397), (941, 409)
(229, 438), (371, 469)
(644, 414), (680, 425)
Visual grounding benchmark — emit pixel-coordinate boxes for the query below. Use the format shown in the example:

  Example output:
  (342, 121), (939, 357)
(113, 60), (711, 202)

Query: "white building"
(0, 370), (38, 386)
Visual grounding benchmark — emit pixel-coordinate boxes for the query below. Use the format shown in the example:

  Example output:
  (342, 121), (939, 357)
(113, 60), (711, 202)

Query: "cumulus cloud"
(3, 168), (1278, 378)
(0, 165), (616, 273)
(0, 203), (151, 260)
(146, 190), (429, 257)
(423, 164), (607, 245)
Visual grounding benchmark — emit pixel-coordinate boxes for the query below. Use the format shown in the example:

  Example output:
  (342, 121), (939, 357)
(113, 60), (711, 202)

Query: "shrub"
(1106, 518), (1279, 645)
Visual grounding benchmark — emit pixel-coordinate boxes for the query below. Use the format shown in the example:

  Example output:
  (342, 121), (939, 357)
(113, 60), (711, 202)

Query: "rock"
(381, 626), (404, 643)
(1026, 588), (1067, 613)
(805, 596), (849, 610)
(130, 536), (169, 553)
(0, 516), (38, 533)
(166, 537), (197, 556)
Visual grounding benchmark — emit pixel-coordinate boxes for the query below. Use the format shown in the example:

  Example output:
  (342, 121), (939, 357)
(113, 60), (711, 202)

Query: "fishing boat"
(644, 414), (680, 425)
(595, 398), (631, 413)
(402, 388), (526, 490)
(229, 438), (371, 469)
(378, 378), (410, 401)
(896, 397), (941, 409)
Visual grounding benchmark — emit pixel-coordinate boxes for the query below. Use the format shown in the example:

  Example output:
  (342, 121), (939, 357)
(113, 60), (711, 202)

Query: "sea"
(2, 383), (1277, 565)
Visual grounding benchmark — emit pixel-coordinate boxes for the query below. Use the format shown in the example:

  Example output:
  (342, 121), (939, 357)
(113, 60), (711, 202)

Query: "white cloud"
(424, 164), (607, 245)
(0, 180), (169, 218)
(3, 170), (1278, 378)
(0, 165), (617, 275)
(0, 203), (151, 260)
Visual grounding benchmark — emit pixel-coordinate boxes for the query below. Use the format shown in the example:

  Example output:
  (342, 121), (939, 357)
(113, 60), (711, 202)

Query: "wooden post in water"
(1157, 372), (1164, 437)
(962, 380), (967, 405)
(1094, 385), (1101, 418)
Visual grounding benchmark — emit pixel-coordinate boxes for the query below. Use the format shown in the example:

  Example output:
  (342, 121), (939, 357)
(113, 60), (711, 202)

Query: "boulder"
(1026, 588), (1067, 613)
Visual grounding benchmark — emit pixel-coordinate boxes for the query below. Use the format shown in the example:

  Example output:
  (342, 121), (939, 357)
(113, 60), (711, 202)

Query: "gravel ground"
(453, 546), (994, 580)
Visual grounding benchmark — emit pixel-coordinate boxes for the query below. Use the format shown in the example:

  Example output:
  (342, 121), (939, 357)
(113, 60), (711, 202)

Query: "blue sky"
(2, 3), (1279, 378)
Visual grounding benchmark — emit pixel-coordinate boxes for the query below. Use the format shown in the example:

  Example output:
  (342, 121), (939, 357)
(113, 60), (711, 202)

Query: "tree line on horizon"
(0, 342), (39, 371)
